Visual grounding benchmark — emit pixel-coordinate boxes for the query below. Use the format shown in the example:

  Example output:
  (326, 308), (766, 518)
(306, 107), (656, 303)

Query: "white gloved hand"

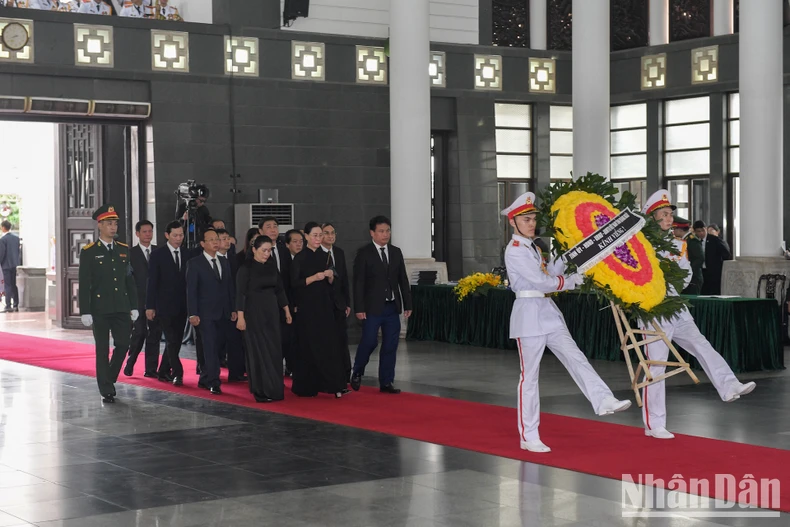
(130, 310), (139, 322)
(81, 314), (93, 327)
(565, 273), (585, 289)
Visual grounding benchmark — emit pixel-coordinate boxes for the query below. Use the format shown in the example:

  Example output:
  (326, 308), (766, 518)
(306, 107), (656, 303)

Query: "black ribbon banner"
(561, 209), (645, 273)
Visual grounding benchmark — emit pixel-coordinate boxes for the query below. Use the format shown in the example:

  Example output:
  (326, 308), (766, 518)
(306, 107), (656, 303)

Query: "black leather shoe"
(255, 397), (274, 403)
(198, 381), (209, 390)
(283, 368), (292, 377)
(350, 374), (361, 391)
(228, 375), (248, 382)
(380, 384), (401, 394)
(143, 372), (157, 378)
(102, 394), (115, 403)
(158, 374), (173, 383)
(172, 376), (183, 386)
(210, 386), (222, 395)
(123, 363), (134, 377)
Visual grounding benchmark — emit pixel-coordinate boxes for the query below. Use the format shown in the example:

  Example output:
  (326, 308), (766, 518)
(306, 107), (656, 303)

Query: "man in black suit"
(125, 220), (161, 378)
(321, 222), (352, 378)
(146, 220), (194, 386)
(258, 216), (293, 374)
(693, 220), (732, 295)
(216, 227), (245, 381)
(187, 228), (236, 395)
(350, 216), (413, 394)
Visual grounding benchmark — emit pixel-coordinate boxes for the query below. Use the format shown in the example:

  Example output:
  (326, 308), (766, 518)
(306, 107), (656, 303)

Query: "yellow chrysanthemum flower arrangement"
(453, 272), (502, 302)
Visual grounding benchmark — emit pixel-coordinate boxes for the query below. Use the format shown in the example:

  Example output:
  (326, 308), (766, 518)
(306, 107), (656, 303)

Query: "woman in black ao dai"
(236, 236), (292, 402)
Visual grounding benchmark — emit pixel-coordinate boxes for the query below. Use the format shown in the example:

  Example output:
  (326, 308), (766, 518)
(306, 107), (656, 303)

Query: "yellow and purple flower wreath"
(551, 191), (666, 310)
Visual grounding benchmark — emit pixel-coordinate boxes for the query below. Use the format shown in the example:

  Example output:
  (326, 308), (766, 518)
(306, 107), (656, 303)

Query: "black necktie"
(107, 243), (113, 254)
(328, 250), (335, 269)
(380, 247), (392, 300)
(212, 258), (220, 280)
(174, 250), (180, 270)
(145, 248), (150, 262)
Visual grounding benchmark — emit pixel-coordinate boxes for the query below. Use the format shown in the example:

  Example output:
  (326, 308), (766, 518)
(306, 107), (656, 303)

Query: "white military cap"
(642, 189), (677, 215)
(500, 192), (538, 220)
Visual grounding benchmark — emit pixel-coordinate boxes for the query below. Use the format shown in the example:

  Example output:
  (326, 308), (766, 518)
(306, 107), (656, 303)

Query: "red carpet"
(0, 331), (787, 512)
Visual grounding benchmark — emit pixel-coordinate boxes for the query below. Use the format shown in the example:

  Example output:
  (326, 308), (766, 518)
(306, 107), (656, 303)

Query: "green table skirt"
(406, 285), (785, 373)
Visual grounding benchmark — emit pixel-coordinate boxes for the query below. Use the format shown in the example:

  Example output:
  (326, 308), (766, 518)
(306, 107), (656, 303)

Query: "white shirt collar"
(167, 242), (180, 254)
(203, 251), (221, 277)
(373, 241), (388, 252)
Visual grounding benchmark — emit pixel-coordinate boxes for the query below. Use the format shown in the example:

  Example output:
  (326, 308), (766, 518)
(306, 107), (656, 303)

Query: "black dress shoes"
(227, 375), (248, 382)
(198, 381), (209, 390)
(210, 386), (222, 395)
(143, 372), (157, 379)
(350, 374), (362, 391)
(172, 376), (183, 386)
(101, 394), (115, 403)
(255, 396), (274, 403)
(158, 374), (174, 383)
(380, 384), (401, 394)
(123, 363), (134, 377)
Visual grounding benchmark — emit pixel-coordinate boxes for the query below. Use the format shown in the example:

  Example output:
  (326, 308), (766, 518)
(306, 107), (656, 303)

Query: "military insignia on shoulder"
(82, 242), (95, 250)
(117, 241), (128, 247)
(512, 240), (520, 247)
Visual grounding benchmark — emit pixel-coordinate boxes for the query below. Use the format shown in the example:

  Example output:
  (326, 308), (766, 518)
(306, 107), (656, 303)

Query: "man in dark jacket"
(125, 220), (161, 377)
(0, 220), (20, 313)
(350, 216), (413, 394)
(694, 220), (732, 295)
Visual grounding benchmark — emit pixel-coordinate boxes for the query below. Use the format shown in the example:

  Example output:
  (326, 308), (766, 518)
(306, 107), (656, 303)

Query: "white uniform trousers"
(641, 317), (739, 431)
(516, 326), (615, 442)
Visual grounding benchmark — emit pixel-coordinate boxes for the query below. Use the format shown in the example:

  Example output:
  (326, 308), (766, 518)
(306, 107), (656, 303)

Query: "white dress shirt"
(166, 242), (182, 270)
(138, 243), (152, 262)
(203, 251), (222, 279)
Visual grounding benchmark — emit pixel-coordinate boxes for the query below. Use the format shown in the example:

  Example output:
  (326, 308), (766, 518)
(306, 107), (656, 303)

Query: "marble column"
(648, 0), (669, 45)
(572, 0), (609, 179)
(712, 0), (734, 36)
(390, 0), (432, 259)
(530, 0), (547, 50)
(722, 0), (789, 295)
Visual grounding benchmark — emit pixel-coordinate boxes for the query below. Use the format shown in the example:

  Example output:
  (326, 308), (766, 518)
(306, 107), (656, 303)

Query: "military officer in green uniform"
(672, 216), (704, 295)
(78, 204), (138, 403)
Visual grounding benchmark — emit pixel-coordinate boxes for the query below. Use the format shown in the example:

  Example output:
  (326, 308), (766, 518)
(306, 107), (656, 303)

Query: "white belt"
(515, 290), (546, 298)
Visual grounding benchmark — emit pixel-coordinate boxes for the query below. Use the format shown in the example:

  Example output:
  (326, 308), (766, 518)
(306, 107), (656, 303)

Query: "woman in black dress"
(290, 222), (349, 398)
(236, 236), (292, 402)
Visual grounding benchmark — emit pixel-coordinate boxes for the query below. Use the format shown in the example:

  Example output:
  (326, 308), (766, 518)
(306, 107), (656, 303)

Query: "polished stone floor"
(0, 312), (787, 526)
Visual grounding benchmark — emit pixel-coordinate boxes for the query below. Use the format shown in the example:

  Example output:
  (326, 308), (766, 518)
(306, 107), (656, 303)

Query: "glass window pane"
(550, 105), (573, 130)
(550, 156), (573, 179)
(665, 123), (710, 150)
(665, 96), (710, 124)
(692, 178), (710, 223)
(734, 176), (740, 257)
(671, 181), (689, 204)
(665, 150), (710, 176)
(495, 103), (531, 128)
(610, 103), (647, 129)
(729, 93), (739, 119)
(611, 129), (647, 154)
(729, 147), (739, 173)
(497, 154), (532, 179)
(496, 129), (531, 153)
(550, 131), (573, 154)
(729, 120), (739, 146)
(610, 154), (647, 179)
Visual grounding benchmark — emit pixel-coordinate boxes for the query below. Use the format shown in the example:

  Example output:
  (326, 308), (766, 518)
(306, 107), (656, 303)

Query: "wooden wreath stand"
(610, 302), (699, 407)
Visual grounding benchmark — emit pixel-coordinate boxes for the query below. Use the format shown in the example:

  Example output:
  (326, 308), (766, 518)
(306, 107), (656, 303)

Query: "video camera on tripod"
(174, 180), (210, 250)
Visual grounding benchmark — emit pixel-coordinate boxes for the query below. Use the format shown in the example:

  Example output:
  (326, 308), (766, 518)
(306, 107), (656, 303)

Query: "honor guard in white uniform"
(28, 0), (56, 8)
(78, 0), (111, 15)
(57, 0), (77, 11)
(120, 0), (145, 17)
(503, 192), (631, 453)
(640, 190), (756, 440)
(156, 0), (181, 20)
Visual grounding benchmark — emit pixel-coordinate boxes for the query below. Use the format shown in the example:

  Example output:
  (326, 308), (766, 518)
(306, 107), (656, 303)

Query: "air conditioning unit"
(27, 97), (91, 117)
(234, 203), (295, 238)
